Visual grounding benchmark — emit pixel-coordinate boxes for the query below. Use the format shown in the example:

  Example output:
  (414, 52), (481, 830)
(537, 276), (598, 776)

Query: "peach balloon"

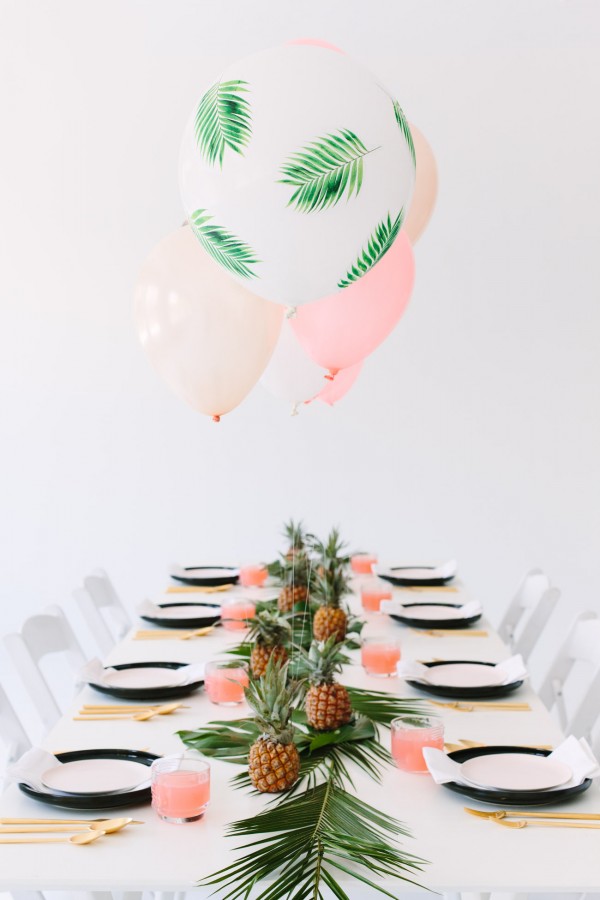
(134, 227), (283, 421)
(291, 231), (415, 373)
(315, 362), (363, 406)
(403, 125), (438, 244)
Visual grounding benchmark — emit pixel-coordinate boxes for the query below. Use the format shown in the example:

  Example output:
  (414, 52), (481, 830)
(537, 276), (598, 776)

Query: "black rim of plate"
(87, 661), (204, 700)
(171, 566), (239, 587)
(378, 568), (455, 587)
(18, 748), (160, 810)
(140, 604), (221, 629)
(389, 603), (482, 630)
(405, 660), (524, 699)
(444, 745), (592, 806)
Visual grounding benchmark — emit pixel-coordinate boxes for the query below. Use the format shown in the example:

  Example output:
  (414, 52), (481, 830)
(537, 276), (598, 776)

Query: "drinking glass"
(351, 553), (378, 575)
(360, 577), (392, 612)
(220, 596), (256, 631)
(204, 659), (249, 705)
(151, 753), (210, 823)
(239, 564), (268, 587)
(360, 636), (401, 677)
(391, 715), (444, 773)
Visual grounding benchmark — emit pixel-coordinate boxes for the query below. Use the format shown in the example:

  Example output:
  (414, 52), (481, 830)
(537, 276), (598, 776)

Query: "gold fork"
(134, 627), (215, 640)
(73, 701), (185, 721)
(496, 818), (600, 830)
(465, 807), (600, 822)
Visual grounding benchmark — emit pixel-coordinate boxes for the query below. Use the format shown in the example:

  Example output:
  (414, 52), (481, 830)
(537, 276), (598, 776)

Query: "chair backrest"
(497, 569), (560, 659)
(0, 683), (31, 769)
(3, 605), (87, 731)
(75, 569), (131, 656)
(538, 611), (600, 740)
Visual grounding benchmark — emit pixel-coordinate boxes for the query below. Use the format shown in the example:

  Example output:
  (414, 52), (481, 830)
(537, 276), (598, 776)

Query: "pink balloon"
(287, 38), (344, 53)
(291, 232), (415, 373)
(314, 362), (363, 406)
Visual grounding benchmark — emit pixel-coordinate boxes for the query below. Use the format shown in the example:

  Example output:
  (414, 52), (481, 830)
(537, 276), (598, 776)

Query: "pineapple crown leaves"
(282, 518), (306, 551)
(244, 657), (299, 744)
(312, 526), (350, 567)
(312, 563), (350, 609)
(247, 610), (291, 648)
(297, 637), (347, 686)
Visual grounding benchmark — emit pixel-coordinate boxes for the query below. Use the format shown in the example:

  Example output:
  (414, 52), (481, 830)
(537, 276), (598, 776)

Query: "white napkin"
(137, 598), (220, 618)
(397, 654), (528, 686)
(380, 598), (482, 618)
(424, 735), (600, 789)
(78, 657), (205, 689)
(6, 747), (60, 791)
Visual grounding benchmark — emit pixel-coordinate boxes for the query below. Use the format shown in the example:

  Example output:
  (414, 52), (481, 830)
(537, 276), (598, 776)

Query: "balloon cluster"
(134, 40), (438, 421)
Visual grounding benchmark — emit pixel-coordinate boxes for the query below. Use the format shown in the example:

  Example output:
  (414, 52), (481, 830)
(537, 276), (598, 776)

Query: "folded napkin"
(78, 657), (205, 689)
(380, 598), (482, 618)
(137, 598), (221, 618)
(397, 654), (527, 686)
(6, 747), (61, 791)
(424, 735), (600, 789)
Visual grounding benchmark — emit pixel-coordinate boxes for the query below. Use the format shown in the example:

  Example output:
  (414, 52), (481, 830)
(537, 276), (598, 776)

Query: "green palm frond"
(338, 210), (404, 289)
(194, 79), (252, 167)
(200, 766), (425, 900)
(392, 98), (416, 169)
(279, 129), (378, 213)
(347, 687), (423, 726)
(190, 209), (259, 279)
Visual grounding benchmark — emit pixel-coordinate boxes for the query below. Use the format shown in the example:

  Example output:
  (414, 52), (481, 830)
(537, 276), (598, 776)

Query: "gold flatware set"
(73, 701), (187, 721)
(430, 700), (531, 712)
(0, 816), (141, 845)
(413, 629), (489, 637)
(134, 626), (216, 640)
(444, 739), (553, 752)
(465, 807), (600, 829)
(165, 584), (231, 594)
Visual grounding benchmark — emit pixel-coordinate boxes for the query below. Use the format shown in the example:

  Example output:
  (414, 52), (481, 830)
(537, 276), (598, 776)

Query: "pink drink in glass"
(351, 554), (378, 575)
(151, 756), (210, 823)
(391, 717), (444, 773)
(361, 638), (401, 676)
(221, 599), (256, 631)
(205, 663), (249, 705)
(239, 565), (268, 587)
(361, 583), (392, 612)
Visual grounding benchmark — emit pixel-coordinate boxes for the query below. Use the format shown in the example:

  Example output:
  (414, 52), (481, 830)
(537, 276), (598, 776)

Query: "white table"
(1, 584), (598, 896)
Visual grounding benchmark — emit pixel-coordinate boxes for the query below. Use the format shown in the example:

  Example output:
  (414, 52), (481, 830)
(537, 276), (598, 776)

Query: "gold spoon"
(0, 816), (134, 835)
(495, 818), (600, 830)
(0, 831), (104, 845)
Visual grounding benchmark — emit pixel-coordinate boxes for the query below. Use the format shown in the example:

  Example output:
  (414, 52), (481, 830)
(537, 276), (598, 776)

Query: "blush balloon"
(314, 362), (363, 406)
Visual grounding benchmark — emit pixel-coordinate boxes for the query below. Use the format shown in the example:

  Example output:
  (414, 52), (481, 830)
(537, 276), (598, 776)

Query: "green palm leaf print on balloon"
(279, 129), (379, 213)
(392, 98), (416, 169)
(194, 80), (252, 167)
(338, 210), (404, 289)
(190, 210), (260, 280)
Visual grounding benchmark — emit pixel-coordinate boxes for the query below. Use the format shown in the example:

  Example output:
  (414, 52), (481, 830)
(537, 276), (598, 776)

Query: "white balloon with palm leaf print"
(179, 42), (415, 308)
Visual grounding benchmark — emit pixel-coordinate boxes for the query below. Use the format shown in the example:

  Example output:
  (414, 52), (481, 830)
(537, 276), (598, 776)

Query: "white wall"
(1, 0), (599, 671)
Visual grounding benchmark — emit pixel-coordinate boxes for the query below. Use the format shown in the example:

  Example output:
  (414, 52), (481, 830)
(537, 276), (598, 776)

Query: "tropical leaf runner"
(279, 129), (379, 213)
(392, 98), (416, 169)
(338, 210), (404, 289)
(194, 79), (252, 167)
(190, 209), (259, 280)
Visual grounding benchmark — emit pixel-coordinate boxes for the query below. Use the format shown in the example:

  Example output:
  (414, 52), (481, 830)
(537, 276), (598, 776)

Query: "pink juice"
(152, 769), (210, 821)
(221, 601), (256, 631)
(351, 554), (378, 575)
(361, 641), (400, 676)
(391, 725), (444, 773)
(239, 565), (268, 587)
(205, 667), (249, 704)
(361, 587), (392, 612)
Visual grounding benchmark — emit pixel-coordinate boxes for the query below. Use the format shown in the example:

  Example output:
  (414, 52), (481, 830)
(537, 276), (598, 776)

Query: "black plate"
(87, 661), (204, 700)
(389, 602), (482, 630)
(171, 566), (239, 587)
(378, 566), (455, 587)
(444, 745), (592, 806)
(405, 660), (523, 699)
(18, 748), (159, 810)
(140, 603), (221, 629)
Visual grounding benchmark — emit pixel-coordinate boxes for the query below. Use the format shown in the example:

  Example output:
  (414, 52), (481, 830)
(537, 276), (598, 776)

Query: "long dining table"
(1, 579), (599, 898)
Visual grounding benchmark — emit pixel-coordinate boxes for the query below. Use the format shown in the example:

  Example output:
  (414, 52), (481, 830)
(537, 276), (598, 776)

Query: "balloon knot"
(291, 403), (300, 417)
(285, 306), (298, 319)
(212, 415), (221, 423)
(324, 374), (335, 381)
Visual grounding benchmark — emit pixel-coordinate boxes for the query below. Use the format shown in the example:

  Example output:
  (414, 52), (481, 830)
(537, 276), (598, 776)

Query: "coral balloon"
(288, 38), (344, 53)
(291, 231), (415, 372)
(403, 125), (438, 244)
(315, 362), (363, 406)
(260, 321), (328, 408)
(134, 227), (283, 421)
(179, 43), (415, 307)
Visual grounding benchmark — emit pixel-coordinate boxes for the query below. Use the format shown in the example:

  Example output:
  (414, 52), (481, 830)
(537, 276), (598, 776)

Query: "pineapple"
(248, 610), (291, 678)
(278, 551), (311, 613)
(300, 638), (353, 732)
(246, 658), (300, 793)
(312, 528), (350, 641)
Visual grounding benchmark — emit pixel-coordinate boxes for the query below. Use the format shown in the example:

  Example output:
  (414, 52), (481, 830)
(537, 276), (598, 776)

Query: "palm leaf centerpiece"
(190, 209), (260, 280)
(392, 98), (416, 169)
(338, 209), (404, 289)
(194, 79), (252, 168)
(279, 129), (379, 213)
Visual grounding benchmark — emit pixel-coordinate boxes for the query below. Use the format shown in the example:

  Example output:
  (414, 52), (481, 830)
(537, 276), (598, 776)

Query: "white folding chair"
(74, 568), (131, 656)
(3, 605), (87, 731)
(0, 683), (31, 780)
(538, 611), (600, 741)
(497, 568), (560, 660)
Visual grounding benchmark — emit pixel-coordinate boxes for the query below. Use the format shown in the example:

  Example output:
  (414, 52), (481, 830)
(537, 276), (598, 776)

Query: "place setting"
(168, 563), (240, 587)
(79, 658), (205, 700)
(137, 598), (222, 630)
(396, 654), (527, 699)
(374, 559), (458, 587)
(380, 596), (483, 630)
